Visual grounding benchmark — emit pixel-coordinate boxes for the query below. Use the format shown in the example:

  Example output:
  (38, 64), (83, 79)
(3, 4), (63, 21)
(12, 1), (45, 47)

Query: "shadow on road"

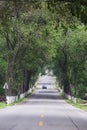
(19, 89), (64, 105)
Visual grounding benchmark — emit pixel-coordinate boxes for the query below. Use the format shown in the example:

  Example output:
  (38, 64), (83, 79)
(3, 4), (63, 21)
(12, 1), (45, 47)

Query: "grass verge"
(0, 102), (7, 108)
(65, 98), (87, 111)
(60, 92), (87, 111)
(10, 92), (33, 106)
(0, 90), (34, 109)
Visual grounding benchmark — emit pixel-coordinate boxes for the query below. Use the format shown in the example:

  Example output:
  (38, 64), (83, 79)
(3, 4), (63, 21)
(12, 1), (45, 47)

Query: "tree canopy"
(0, 0), (87, 99)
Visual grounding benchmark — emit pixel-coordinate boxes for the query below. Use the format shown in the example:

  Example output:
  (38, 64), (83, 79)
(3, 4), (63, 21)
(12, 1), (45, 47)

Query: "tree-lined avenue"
(0, 75), (87, 130)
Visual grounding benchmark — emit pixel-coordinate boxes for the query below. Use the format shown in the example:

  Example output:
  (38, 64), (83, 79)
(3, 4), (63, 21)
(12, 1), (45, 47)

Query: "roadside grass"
(11, 92), (33, 106)
(0, 95), (30, 108)
(65, 98), (87, 111)
(0, 90), (34, 108)
(0, 102), (7, 108)
(55, 81), (59, 90)
(59, 92), (87, 111)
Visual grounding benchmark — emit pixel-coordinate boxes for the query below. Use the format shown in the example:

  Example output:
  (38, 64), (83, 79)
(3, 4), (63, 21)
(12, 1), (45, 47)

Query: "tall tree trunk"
(63, 76), (70, 95)
(4, 31), (20, 96)
(74, 71), (78, 97)
(21, 69), (32, 93)
(6, 59), (17, 96)
(62, 49), (71, 95)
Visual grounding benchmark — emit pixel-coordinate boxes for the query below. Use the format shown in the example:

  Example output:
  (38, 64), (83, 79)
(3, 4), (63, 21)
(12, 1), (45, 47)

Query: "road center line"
(38, 121), (44, 127)
(41, 114), (44, 118)
(42, 106), (46, 112)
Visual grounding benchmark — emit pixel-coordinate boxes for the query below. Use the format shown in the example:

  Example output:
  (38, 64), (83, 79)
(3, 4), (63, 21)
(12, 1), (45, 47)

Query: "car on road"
(42, 85), (47, 89)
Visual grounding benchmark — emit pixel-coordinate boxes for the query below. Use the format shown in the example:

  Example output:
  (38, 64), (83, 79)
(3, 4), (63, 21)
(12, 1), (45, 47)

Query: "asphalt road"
(0, 75), (87, 130)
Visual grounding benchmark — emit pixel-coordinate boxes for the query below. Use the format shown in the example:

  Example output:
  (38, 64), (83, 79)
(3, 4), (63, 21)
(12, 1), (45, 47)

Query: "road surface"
(0, 75), (87, 130)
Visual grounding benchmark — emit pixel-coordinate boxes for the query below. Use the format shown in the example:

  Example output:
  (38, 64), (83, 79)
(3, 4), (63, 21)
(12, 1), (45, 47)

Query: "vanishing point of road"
(0, 75), (87, 130)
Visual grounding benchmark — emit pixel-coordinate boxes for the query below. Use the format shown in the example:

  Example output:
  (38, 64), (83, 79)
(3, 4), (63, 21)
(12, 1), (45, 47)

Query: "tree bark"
(21, 69), (32, 93)
(74, 71), (78, 97)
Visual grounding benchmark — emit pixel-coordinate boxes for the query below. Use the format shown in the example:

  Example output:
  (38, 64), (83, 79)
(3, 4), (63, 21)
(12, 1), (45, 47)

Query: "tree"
(53, 25), (87, 97)
(0, 1), (56, 98)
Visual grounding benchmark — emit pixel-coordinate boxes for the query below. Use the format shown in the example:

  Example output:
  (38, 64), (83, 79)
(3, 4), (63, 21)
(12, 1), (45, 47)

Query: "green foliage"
(0, 88), (5, 96)
(77, 84), (87, 98)
(53, 25), (87, 97)
(0, 102), (7, 108)
(0, 1), (87, 99)
(65, 99), (87, 111)
(0, 1), (56, 97)
(0, 36), (7, 96)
